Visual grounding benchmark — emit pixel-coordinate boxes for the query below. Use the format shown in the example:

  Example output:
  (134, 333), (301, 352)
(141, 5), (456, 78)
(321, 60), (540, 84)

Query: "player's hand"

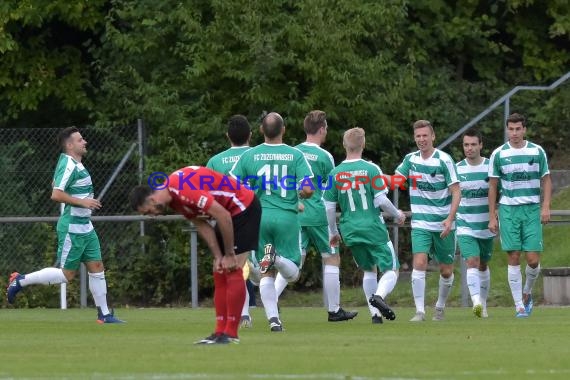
(329, 234), (341, 247)
(541, 206), (551, 225)
(488, 217), (498, 234)
(396, 210), (406, 226)
(440, 218), (452, 239)
(298, 188), (313, 199)
(298, 202), (305, 212)
(222, 254), (238, 272)
(81, 198), (101, 210)
(213, 256), (223, 273)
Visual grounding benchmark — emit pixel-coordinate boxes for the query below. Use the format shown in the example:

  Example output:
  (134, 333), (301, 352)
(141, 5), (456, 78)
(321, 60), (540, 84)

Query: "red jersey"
(167, 166), (254, 219)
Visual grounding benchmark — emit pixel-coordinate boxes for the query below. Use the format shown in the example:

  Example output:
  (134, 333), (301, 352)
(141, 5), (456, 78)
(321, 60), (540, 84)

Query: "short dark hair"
(303, 110), (327, 135)
(130, 185), (153, 211)
(58, 126), (80, 151)
(227, 115), (251, 145)
(261, 112), (284, 139)
(506, 113), (526, 127)
(462, 128), (482, 144)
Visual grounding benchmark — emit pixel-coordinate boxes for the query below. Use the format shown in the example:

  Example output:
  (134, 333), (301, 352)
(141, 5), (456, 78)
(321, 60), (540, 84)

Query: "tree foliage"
(0, 0), (107, 125)
(92, 0), (570, 169)
(3, 0), (569, 163)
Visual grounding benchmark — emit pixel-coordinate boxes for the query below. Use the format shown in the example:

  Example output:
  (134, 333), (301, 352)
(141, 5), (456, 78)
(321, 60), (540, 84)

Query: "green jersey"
(324, 159), (390, 245)
(295, 142), (335, 226)
(456, 158), (494, 238)
(396, 149), (459, 232)
(206, 146), (250, 175)
(489, 141), (549, 206)
(52, 153), (95, 234)
(230, 143), (314, 213)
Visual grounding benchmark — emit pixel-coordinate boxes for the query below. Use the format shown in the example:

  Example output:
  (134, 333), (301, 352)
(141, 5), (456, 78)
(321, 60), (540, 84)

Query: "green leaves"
(0, 0), (107, 123)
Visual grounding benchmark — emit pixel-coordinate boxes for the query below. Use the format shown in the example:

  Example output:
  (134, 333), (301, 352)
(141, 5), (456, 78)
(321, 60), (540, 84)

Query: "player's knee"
(283, 268), (300, 283)
(527, 256), (540, 268)
(466, 258), (480, 269)
(248, 262), (261, 283)
(440, 265), (454, 278)
(86, 261), (105, 273)
(63, 270), (76, 282)
(507, 251), (522, 265)
(412, 254), (428, 270)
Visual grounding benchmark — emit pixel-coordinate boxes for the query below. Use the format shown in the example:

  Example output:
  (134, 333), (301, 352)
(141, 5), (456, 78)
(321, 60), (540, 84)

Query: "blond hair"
(343, 127), (365, 153)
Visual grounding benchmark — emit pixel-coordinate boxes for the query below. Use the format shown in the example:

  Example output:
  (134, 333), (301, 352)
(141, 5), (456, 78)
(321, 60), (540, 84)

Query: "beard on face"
(155, 203), (166, 213)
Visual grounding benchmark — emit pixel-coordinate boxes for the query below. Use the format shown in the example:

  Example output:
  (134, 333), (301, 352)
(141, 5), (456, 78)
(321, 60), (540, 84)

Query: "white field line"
(3, 368), (570, 380)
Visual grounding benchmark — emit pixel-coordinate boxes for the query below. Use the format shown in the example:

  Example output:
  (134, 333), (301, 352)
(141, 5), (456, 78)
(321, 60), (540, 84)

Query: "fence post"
(80, 263), (87, 307)
(138, 119), (146, 255)
(459, 256), (469, 307)
(60, 283), (67, 309)
(392, 188), (399, 254)
(504, 96), (510, 143)
(190, 222), (199, 308)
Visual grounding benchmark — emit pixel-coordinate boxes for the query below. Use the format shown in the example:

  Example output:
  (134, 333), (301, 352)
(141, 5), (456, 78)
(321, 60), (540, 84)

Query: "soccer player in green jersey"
(7, 127), (123, 323)
(206, 114), (258, 329)
(282, 110), (357, 322)
(456, 129), (495, 318)
(324, 128), (405, 324)
(396, 120), (461, 322)
(488, 113), (551, 318)
(230, 112), (314, 332)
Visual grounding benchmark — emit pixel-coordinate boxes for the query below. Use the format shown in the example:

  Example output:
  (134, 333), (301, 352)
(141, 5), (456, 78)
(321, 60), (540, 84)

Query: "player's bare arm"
(206, 200), (239, 271)
(541, 174), (552, 224)
(441, 182), (460, 238)
(51, 188), (101, 210)
(192, 218), (224, 273)
(487, 177), (499, 234)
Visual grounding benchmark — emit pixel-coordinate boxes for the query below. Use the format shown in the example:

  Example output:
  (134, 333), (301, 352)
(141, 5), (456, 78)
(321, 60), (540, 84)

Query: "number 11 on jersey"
(341, 184), (368, 212)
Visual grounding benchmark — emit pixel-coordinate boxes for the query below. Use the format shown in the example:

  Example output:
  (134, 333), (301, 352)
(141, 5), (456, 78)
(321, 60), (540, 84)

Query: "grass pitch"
(1, 306), (569, 379)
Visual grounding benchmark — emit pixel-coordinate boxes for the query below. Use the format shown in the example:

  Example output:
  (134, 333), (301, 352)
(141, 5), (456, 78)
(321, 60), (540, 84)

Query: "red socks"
(213, 271), (227, 335)
(213, 268), (246, 338)
(224, 268), (246, 338)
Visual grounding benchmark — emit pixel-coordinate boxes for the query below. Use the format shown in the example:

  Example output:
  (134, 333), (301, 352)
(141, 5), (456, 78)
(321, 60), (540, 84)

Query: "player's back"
(206, 146), (250, 175)
(168, 166), (253, 218)
(230, 143), (313, 213)
(328, 159), (389, 245)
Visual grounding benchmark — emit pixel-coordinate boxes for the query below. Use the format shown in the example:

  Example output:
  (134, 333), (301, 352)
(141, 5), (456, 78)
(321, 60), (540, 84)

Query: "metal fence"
(0, 125), (141, 217)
